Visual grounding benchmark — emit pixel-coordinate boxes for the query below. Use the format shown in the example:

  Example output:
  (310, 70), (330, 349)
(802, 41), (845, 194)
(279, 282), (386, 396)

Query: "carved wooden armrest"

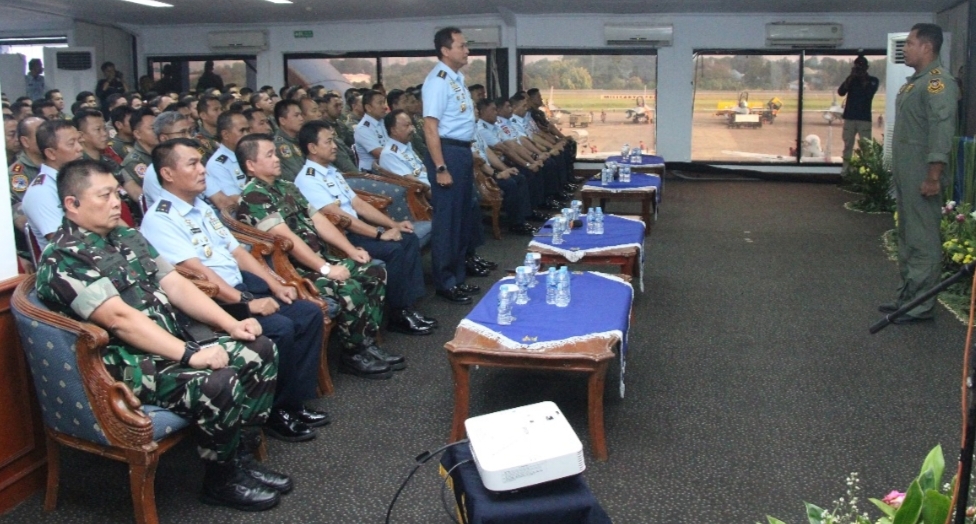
(175, 266), (218, 297)
(344, 171), (432, 221)
(13, 275), (155, 450)
(475, 170), (503, 203)
(352, 189), (392, 213)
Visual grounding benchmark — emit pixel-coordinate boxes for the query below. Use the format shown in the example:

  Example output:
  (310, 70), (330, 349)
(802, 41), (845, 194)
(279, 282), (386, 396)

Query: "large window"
(285, 51), (491, 95)
(147, 56), (257, 94)
(691, 50), (885, 163)
(519, 50), (658, 160)
(0, 36), (69, 74)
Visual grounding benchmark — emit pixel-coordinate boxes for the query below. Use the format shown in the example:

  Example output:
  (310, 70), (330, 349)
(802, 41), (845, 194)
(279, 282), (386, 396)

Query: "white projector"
(465, 401), (585, 492)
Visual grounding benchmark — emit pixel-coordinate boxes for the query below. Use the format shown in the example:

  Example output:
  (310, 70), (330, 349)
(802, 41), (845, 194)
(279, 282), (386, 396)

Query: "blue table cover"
(440, 444), (613, 524)
(529, 215), (645, 292)
(458, 271), (632, 397)
(584, 172), (662, 204)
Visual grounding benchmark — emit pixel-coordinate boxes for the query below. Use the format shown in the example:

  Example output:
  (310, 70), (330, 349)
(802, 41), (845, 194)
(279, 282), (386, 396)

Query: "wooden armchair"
(12, 275), (191, 524)
(342, 171), (434, 249)
(219, 208), (351, 396)
(473, 157), (504, 240)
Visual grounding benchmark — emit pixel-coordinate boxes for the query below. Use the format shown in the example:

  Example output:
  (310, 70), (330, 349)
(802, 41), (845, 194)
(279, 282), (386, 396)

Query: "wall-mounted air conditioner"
(43, 47), (97, 111)
(207, 31), (268, 53)
(456, 26), (501, 48)
(604, 24), (673, 47)
(766, 23), (843, 48)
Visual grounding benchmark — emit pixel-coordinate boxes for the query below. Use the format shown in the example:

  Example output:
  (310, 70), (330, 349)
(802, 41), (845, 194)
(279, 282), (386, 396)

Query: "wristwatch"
(238, 291), (254, 304)
(375, 226), (386, 239)
(436, 165), (447, 173)
(180, 341), (201, 367)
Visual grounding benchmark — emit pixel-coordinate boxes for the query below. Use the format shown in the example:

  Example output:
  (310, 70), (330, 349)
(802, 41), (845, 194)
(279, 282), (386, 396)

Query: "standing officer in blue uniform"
(422, 26), (480, 304)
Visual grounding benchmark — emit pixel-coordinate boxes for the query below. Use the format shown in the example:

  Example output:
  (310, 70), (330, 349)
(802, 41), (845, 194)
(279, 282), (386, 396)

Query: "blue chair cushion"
(344, 177), (412, 222)
(13, 289), (187, 445)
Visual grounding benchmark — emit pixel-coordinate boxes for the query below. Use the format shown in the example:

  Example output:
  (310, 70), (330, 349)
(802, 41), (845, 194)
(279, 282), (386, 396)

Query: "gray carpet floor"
(1, 178), (967, 523)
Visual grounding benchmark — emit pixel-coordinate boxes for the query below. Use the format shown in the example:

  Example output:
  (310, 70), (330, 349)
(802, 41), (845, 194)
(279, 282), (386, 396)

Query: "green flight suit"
(892, 59), (959, 317)
(274, 129), (305, 182)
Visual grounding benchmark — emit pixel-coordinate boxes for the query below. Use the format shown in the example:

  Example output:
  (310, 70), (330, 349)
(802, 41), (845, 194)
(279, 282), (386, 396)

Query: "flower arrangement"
(762, 445), (976, 524)
(844, 137), (895, 213)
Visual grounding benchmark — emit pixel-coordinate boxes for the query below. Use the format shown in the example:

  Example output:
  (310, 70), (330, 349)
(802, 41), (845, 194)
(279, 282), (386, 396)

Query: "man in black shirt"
(837, 55), (880, 176)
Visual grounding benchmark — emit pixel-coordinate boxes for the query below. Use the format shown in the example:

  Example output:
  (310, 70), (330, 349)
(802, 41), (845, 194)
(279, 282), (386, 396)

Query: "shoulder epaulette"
(437, 71), (447, 79)
(931, 68), (942, 75)
(215, 154), (228, 163)
(363, 121), (370, 127)
(306, 167), (315, 176)
(31, 173), (46, 186)
(156, 200), (171, 214)
(391, 144), (399, 153)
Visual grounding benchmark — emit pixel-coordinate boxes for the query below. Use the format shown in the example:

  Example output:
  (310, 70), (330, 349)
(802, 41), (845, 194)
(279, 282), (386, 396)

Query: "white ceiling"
(0, 0), (962, 28)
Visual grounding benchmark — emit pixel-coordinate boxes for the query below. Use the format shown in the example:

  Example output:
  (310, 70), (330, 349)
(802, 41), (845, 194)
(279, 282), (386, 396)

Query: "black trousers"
(347, 231), (425, 310)
(238, 271), (324, 411)
(425, 142), (474, 291)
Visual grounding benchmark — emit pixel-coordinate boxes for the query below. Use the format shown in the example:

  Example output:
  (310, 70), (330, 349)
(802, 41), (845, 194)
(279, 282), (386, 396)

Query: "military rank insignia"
(216, 155), (228, 163)
(931, 68), (942, 75)
(437, 71), (447, 79)
(156, 200), (172, 214)
(11, 163), (23, 174)
(928, 78), (945, 94)
(391, 144), (399, 153)
(306, 167), (316, 176)
(11, 174), (28, 192)
(279, 144), (292, 158)
(31, 174), (46, 186)
(899, 83), (914, 94)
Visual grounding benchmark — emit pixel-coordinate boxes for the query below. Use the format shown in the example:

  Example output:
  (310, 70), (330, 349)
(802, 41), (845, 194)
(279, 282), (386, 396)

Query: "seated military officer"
(353, 90), (389, 172)
(108, 105), (136, 159)
(22, 119), (83, 251)
(205, 110), (251, 211)
(141, 138), (329, 442)
(236, 133), (403, 379)
(195, 95), (222, 162)
(4, 117), (18, 166)
(378, 109), (430, 186)
(244, 107), (273, 135)
(138, 110), (196, 208)
(299, 97), (323, 123)
(118, 108), (157, 202)
(36, 158), (289, 511)
(295, 120), (436, 335)
(318, 93), (358, 173)
(273, 99), (306, 181)
(249, 92), (278, 134)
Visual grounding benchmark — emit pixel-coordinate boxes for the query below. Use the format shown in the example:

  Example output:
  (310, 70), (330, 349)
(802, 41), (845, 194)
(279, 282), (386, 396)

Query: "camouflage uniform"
(8, 152), (40, 260)
(273, 129), (305, 182)
(237, 176), (387, 353)
(36, 218), (278, 462)
(108, 136), (134, 161)
(324, 117), (359, 174)
(411, 115), (429, 161)
(195, 126), (219, 165)
(891, 60), (960, 318)
(119, 142), (153, 188)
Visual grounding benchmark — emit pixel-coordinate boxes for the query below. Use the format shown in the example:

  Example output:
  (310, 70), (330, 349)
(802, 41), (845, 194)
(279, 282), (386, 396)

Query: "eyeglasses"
(163, 128), (193, 137)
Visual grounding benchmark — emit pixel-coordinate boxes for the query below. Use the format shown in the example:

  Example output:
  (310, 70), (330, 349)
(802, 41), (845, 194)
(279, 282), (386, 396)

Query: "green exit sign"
(294, 30), (313, 39)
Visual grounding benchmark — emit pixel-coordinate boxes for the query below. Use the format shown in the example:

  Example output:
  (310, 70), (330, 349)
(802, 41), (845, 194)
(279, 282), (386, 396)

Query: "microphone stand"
(870, 260), (976, 524)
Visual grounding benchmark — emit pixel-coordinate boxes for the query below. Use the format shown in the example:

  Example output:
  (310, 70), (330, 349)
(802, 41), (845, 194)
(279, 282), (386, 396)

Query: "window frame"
(146, 54), (259, 92)
(691, 47), (886, 165)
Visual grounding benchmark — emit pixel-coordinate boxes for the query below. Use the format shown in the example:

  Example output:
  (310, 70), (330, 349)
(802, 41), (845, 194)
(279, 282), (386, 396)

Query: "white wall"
(74, 21), (136, 84)
(130, 12), (931, 162)
(0, 72), (18, 281)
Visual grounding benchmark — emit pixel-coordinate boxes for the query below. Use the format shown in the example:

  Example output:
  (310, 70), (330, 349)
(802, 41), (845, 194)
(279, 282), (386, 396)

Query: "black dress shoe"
(408, 309), (438, 329)
(563, 183), (579, 192)
(508, 223), (538, 236)
(527, 210), (549, 223)
(541, 200), (563, 211)
(387, 308), (433, 336)
(437, 286), (473, 304)
(365, 344), (406, 371)
(339, 351), (392, 379)
(201, 460), (280, 511)
(456, 283), (480, 295)
(878, 302), (899, 313)
(471, 254), (498, 270)
(465, 259), (491, 277)
(238, 454), (293, 494)
(265, 409), (316, 442)
(890, 315), (934, 325)
(293, 406), (331, 428)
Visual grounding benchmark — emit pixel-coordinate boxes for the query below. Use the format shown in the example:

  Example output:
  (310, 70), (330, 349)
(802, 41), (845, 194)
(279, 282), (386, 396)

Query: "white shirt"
(378, 139), (430, 186)
(353, 114), (388, 172)
(22, 163), (62, 252)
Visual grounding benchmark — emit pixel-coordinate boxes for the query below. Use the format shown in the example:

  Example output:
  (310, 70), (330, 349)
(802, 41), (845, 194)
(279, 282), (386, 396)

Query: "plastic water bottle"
(621, 143), (630, 162)
(555, 267), (571, 307)
(552, 218), (564, 244)
(594, 207), (604, 235)
(630, 146), (642, 164)
(546, 267), (557, 305)
(523, 253), (538, 288)
(621, 166), (631, 183)
(497, 284), (516, 325)
(515, 266), (531, 305)
(586, 208), (596, 234)
(561, 208), (573, 235)
(601, 167), (610, 186)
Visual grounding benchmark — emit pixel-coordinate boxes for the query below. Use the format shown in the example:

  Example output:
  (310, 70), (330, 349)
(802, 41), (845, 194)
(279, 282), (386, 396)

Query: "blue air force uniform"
(422, 60), (476, 291)
(294, 160), (426, 310)
(378, 139), (430, 186)
(141, 190), (324, 411)
(205, 144), (248, 199)
(353, 114), (388, 172)
(21, 163), (62, 252)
